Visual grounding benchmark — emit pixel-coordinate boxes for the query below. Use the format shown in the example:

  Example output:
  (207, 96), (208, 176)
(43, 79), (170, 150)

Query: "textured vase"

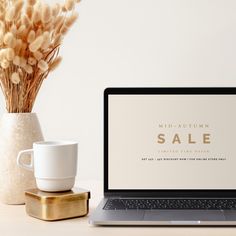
(0, 113), (43, 204)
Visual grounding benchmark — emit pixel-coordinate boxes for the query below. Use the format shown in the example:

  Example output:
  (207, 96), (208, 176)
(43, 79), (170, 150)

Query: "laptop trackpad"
(144, 210), (225, 221)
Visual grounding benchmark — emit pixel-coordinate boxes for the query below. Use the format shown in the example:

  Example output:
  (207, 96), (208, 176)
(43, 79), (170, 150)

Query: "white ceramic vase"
(0, 113), (43, 204)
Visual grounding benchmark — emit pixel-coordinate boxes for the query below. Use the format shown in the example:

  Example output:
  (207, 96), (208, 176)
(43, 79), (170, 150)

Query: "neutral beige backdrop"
(1, 0), (236, 181)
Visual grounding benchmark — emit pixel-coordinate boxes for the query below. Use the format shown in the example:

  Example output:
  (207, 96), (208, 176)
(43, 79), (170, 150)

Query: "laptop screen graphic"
(108, 94), (236, 190)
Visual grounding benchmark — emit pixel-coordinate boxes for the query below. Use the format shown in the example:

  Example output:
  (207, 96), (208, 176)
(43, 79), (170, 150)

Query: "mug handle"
(17, 149), (34, 171)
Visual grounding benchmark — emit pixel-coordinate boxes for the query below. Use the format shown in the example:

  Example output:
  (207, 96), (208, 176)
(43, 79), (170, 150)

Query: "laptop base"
(89, 198), (236, 226)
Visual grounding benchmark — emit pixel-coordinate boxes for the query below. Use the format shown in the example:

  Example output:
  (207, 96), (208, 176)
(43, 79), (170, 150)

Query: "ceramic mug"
(17, 141), (78, 192)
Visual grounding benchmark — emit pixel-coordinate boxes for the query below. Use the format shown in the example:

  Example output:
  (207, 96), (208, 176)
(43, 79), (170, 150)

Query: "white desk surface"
(1, 180), (236, 236)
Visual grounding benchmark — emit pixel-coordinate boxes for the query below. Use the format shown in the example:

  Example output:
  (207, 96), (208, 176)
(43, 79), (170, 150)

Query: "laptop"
(89, 87), (236, 226)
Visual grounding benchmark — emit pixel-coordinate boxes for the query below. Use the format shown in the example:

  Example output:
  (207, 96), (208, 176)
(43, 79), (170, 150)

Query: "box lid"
(25, 188), (90, 204)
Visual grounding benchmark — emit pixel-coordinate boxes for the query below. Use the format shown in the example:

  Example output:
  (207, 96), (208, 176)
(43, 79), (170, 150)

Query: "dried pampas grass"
(28, 0), (36, 6)
(29, 35), (44, 52)
(49, 56), (62, 72)
(0, 0), (81, 113)
(41, 4), (52, 24)
(65, 0), (75, 11)
(5, 48), (15, 61)
(11, 72), (20, 84)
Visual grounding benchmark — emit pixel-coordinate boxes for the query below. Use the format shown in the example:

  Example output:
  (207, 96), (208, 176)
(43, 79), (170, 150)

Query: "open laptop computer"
(89, 87), (236, 226)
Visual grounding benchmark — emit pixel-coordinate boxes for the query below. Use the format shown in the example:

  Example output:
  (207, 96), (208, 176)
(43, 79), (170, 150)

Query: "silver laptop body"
(89, 87), (236, 226)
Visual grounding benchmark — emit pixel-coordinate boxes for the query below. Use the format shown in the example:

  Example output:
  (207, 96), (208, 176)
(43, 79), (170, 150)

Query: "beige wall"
(1, 0), (236, 181)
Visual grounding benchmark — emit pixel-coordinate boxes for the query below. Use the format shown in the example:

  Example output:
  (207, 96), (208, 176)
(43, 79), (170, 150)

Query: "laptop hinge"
(104, 192), (122, 198)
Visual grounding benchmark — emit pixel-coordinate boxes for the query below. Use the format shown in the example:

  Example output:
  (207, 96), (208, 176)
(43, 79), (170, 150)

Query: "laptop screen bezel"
(104, 87), (236, 197)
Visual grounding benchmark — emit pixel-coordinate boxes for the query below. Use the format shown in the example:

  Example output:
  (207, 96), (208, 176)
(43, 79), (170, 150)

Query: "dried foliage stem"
(0, 0), (80, 113)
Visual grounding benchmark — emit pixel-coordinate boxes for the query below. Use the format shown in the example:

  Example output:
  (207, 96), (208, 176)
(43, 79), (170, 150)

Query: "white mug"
(17, 141), (78, 192)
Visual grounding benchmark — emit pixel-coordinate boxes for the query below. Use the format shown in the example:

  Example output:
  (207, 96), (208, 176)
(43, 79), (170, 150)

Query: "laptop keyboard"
(104, 198), (236, 210)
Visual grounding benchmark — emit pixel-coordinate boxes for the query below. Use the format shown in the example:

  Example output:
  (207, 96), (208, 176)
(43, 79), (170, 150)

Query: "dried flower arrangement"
(0, 0), (80, 113)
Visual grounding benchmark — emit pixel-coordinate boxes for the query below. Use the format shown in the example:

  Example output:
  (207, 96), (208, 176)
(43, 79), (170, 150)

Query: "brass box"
(25, 188), (90, 221)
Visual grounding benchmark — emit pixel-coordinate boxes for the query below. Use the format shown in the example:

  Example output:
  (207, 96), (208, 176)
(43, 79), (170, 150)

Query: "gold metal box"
(25, 188), (90, 221)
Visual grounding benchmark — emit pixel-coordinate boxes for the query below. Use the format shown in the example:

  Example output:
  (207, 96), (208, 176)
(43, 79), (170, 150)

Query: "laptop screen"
(107, 90), (236, 190)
